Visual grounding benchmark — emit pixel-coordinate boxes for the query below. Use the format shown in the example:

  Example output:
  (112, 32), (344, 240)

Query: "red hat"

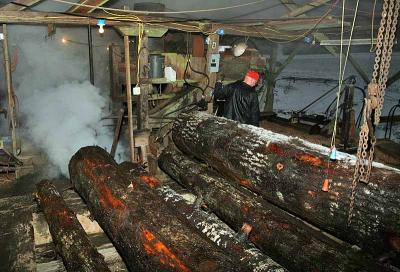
(245, 70), (259, 81)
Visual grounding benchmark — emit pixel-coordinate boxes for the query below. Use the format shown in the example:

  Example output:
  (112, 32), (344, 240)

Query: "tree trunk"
(69, 146), (248, 272)
(118, 161), (285, 272)
(159, 147), (392, 272)
(172, 112), (400, 263)
(36, 179), (110, 272)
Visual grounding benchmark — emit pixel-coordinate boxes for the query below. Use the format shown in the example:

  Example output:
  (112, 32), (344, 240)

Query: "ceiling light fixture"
(97, 19), (106, 34)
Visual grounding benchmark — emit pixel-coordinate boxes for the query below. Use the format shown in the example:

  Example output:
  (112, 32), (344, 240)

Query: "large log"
(36, 179), (110, 272)
(69, 146), (248, 272)
(172, 112), (400, 262)
(118, 161), (285, 272)
(159, 147), (392, 272)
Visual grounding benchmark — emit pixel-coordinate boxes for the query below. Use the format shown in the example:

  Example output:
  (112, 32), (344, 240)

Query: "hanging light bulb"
(97, 19), (106, 34)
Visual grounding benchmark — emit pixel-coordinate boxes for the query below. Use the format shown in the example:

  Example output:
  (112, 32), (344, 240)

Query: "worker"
(214, 70), (260, 127)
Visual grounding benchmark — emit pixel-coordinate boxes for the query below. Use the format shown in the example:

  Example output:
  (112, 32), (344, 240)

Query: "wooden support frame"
(280, 0), (370, 84)
(264, 45), (278, 114)
(206, 33), (220, 113)
(282, 0), (330, 18)
(2, 24), (18, 154)
(124, 35), (135, 162)
(110, 108), (124, 158)
(67, 0), (111, 14)
(0, 0), (43, 11)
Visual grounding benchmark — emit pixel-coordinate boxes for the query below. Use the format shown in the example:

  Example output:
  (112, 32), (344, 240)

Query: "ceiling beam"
(67, 0), (111, 14)
(0, 10), (128, 26)
(0, 0), (43, 11)
(280, 0), (370, 84)
(282, 0), (331, 18)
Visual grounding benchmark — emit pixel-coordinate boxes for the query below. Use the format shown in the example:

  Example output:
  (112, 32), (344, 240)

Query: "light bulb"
(99, 25), (104, 34)
(62, 37), (67, 44)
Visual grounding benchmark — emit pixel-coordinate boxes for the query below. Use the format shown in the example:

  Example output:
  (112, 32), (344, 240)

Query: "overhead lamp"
(233, 42), (248, 57)
(97, 19), (106, 34)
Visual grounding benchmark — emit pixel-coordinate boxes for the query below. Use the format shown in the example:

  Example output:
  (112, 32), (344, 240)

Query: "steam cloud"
(8, 25), (125, 176)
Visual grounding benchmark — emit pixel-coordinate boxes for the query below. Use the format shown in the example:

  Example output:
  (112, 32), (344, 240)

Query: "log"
(118, 161), (286, 272)
(172, 111), (400, 262)
(36, 179), (110, 272)
(69, 145), (249, 272)
(159, 147), (392, 272)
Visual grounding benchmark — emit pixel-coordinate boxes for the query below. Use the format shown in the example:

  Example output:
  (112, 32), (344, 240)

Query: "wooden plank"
(2, 24), (18, 154)
(0, 10), (128, 26)
(280, 0), (370, 84)
(67, 0), (111, 14)
(0, 0), (43, 11)
(124, 35), (135, 162)
(282, 0), (331, 17)
(138, 34), (150, 131)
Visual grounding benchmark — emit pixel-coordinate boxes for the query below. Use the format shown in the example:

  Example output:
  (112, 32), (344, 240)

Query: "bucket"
(149, 54), (165, 79)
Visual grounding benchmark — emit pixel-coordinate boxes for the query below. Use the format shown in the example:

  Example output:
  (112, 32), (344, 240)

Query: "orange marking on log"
(267, 143), (285, 156)
(240, 179), (253, 189)
(295, 153), (324, 167)
(140, 175), (160, 188)
(82, 159), (127, 212)
(308, 190), (316, 197)
(276, 162), (284, 171)
(141, 228), (190, 272)
(56, 209), (73, 227)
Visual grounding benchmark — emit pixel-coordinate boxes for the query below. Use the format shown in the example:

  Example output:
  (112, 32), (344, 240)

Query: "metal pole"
(87, 25), (94, 85)
(124, 35), (135, 162)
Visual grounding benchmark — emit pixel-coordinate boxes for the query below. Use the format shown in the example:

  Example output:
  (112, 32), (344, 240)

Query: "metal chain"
(348, 0), (399, 225)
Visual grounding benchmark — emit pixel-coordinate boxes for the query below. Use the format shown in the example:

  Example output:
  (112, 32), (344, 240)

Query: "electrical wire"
(330, 0), (360, 148)
(50, 0), (268, 15)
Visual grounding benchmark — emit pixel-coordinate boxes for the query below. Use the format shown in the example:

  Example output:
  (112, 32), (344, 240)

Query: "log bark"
(36, 179), (110, 272)
(69, 145), (248, 272)
(118, 161), (285, 272)
(172, 112), (400, 263)
(159, 147), (392, 272)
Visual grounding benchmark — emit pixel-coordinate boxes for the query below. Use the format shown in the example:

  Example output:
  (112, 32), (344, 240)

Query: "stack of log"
(68, 146), (284, 271)
(158, 111), (400, 271)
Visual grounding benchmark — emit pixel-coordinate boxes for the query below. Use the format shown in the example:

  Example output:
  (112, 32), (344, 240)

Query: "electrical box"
(132, 86), (141, 95)
(208, 53), (220, 73)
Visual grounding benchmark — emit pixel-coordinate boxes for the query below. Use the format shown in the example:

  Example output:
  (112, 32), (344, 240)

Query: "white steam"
(8, 25), (125, 177)
(21, 81), (121, 176)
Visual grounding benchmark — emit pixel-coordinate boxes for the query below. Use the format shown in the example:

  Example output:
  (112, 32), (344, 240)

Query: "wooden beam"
(282, 0), (331, 17)
(110, 108), (124, 158)
(0, 0), (43, 11)
(274, 44), (303, 77)
(67, 0), (111, 14)
(138, 34), (150, 131)
(205, 33), (219, 113)
(124, 35), (135, 162)
(280, 0), (370, 84)
(2, 24), (18, 155)
(0, 10), (128, 26)
(264, 45), (277, 113)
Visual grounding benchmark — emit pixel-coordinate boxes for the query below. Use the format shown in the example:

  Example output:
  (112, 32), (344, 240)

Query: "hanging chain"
(348, 0), (400, 225)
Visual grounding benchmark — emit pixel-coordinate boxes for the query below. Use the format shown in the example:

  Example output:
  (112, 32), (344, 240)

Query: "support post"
(124, 35), (135, 162)
(138, 34), (150, 164)
(108, 44), (122, 100)
(110, 108), (124, 158)
(2, 24), (18, 154)
(88, 25), (94, 85)
(264, 45), (277, 114)
(205, 34), (219, 113)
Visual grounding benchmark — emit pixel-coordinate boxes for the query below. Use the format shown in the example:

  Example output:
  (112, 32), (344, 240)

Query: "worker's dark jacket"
(214, 80), (260, 127)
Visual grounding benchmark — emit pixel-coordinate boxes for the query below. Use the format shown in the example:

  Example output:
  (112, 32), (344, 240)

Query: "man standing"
(214, 70), (260, 127)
